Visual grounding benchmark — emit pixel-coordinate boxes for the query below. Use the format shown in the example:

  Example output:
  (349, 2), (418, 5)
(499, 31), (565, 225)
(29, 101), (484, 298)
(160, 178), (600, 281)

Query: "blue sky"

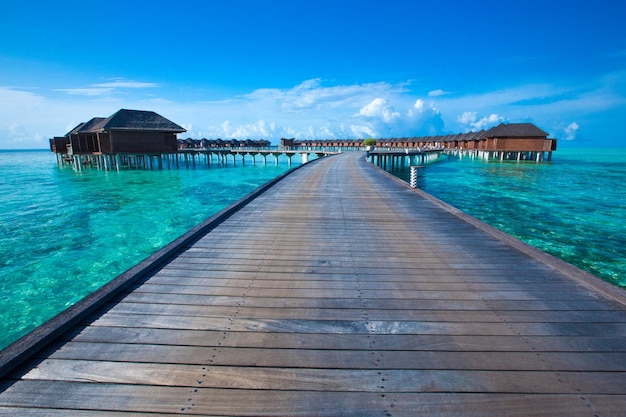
(1, 0), (626, 148)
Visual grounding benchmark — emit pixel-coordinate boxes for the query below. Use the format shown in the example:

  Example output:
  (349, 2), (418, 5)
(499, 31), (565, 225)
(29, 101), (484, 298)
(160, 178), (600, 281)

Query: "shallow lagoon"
(1, 147), (625, 350)
(388, 148), (626, 289)
(0, 150), (296, 349)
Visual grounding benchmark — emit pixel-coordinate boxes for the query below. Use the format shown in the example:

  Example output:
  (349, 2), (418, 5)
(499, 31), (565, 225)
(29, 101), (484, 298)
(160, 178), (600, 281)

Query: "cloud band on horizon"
(1, 74), (622, 148)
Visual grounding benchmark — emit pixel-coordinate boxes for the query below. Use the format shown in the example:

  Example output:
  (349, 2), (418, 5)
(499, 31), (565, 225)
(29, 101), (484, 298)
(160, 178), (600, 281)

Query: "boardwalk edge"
(364, 155), (626, 307)
(0, 158), (320, 379)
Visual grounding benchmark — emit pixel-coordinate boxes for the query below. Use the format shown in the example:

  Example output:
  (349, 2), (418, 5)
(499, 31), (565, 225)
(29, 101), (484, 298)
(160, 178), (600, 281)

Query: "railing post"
(410, 165), (423, 188)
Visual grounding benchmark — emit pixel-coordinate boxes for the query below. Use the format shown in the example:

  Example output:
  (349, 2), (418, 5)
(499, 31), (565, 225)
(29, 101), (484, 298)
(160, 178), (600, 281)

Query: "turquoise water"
(388, 148), (626, 288)
(0, 150), (296, 350)
(1, 148), (625, 351)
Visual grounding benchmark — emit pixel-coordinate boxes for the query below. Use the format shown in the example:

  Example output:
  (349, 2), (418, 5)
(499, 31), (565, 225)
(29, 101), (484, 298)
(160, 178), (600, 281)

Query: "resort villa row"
(280, 123), (557, 156)
(49, 109), (558, 166)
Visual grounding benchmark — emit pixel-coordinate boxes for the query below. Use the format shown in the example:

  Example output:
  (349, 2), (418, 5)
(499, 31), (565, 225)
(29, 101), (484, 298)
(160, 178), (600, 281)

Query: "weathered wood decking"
(1, 152), (626, 416)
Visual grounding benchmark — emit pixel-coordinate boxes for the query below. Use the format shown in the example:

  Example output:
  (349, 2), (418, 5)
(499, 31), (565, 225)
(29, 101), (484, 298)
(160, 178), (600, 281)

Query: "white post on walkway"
(410, 166), (423, 188)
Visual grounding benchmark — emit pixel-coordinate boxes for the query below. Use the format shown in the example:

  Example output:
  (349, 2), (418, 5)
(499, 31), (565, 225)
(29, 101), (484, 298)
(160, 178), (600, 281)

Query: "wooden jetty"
(367, 149), (442, 171)
(1, 152), (625, 416)
(52, 148), (338, 171)
(178, 148), (338, 168)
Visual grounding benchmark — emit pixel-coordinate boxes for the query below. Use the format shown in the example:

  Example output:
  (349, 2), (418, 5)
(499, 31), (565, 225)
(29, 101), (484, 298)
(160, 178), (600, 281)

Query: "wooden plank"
(66, 326), (626, 352)
(18, 359), (626, 394)
(119, 291), (618, 311)
(161, 260), (553, 275)
(41, 342), (626, 371)
(156, 265), (566, 279)
(0, 381), (621, 416)
(179, 248), (533, 261)
(82, 312), (626, 336)
(170, 255), (551, 269)
(1, 151), (625, 416)
(139, 275), (583, 292)
(117, 283), (602, 301)
(0, 409), (160, 417)
(105, 300), (626, 323)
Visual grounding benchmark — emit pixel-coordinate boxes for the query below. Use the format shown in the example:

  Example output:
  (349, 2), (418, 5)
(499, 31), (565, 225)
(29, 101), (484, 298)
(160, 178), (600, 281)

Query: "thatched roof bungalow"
(482, 123), (557, 152)
(50, 109), (186, 155)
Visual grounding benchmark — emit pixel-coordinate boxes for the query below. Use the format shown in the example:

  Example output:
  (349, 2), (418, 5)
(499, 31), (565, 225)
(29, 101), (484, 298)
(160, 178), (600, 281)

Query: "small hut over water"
(280, 122), (557, 161)
(50, 109), (186, 170)
(482, 122), (556, 152)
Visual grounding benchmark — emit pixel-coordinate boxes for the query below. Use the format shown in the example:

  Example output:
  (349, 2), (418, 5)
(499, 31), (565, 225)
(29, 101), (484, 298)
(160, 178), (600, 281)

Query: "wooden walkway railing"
(1, 152), (625, 416)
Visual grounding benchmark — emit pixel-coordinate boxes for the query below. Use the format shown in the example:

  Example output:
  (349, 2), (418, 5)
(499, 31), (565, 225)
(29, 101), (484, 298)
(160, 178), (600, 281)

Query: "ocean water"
(387, 148), (626, 289)
(1, 148), (625, 351)
(0, 150), (297, 350)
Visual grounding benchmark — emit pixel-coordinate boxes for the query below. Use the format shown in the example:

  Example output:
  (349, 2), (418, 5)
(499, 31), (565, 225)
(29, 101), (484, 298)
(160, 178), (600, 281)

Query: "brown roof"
(66, 122), (86, 136)
(76, 117), (107, 133)
(102, 109), (185, 132)
(69, 109), (186, 135)
(462, 130), (486, 141)
(484, 123), (548, 138)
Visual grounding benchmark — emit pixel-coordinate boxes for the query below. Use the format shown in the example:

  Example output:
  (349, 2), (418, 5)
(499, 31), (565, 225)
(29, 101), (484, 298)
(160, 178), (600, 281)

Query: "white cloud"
(182, 80), (441, 139)
(350, 124), (376, 138)
(456, 112), (504, 131)
(564, 122), (579, 140)
(0, 84), (167, 148)
(428, 89), (449, 97)
(0, 87), (51, 148)
(92, 80), (158, 89)
(435, 81), (626, 136)
(357, 98), (400, 122)
(2, 74), (625, 148)
(55, 78), (158, 97)
(0, 124), (30, 147)
(408, 99), (440, 117)
(0, 79), (445, 146)
(215, 119), (278, 139)
(405, 100), (444, 136)
(352, 97), (446, 138)
(412, 99), (425, 113)
(457, 111), (477, 125)
(245, 79), (403, 114)
(481, 114), (505, 128)
(56, 87), (114, 96)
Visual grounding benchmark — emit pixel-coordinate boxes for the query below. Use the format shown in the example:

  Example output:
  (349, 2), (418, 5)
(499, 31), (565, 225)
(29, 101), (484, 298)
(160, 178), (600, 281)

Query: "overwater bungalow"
(280, 122), (557, 161)
(177, 138), (272, 149)
(49, 109), (186, 169)
(482, 122), (556, 151)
